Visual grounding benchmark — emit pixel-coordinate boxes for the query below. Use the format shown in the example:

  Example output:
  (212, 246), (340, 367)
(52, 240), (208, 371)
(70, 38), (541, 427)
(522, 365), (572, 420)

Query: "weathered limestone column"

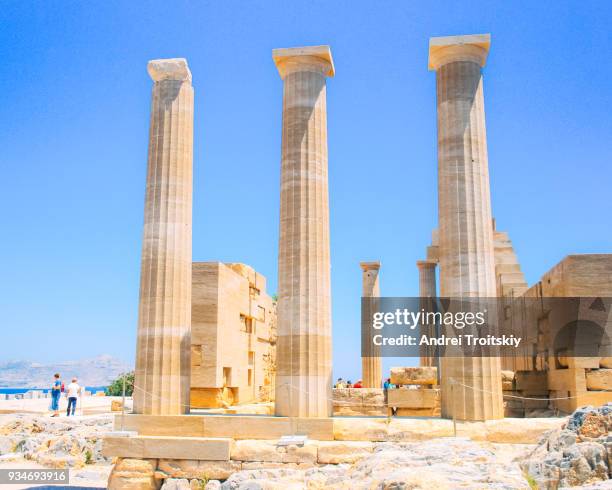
(361, 261), (382, 388)
(417, 260), (437, 367)
(133, 58), (193, 415)
(273, 46), (335, 417)
(429, 34), (503, 420)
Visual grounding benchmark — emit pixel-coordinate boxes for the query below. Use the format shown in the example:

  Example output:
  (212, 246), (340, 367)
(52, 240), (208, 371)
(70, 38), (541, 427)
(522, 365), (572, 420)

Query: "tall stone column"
(360, 262), (382, 388)
(133, 58), (193, 415)
(273, 46), (335, 418)
(417, 260), (437, 367)
(429, 34), (503, 420)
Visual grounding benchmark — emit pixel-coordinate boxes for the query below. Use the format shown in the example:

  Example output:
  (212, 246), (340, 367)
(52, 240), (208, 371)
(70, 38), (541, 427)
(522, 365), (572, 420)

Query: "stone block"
(387, 418), (454, 440)
(240, 462), (314, 471)
(142, 437), (231, 461)
(112, 400), (124, 412)
(600, 357), (612, 368)
(395, 407), (439, 417)
(390, 367), (437, 385)
(104, 436), (232, 461)
(586, 369), (612, 391)
(558, 355), (601, 369)
(107, 458), (159, 490)
(103, 437), (146, 458)
(157, 460), (241, 480)
(515, 371), (548, 394)
(203, 416), (289, 439)
(230, 440), (317, 464)
(190, 388), (235, 409)
(201, 416), (333, 441)
(484, 418), (565, 444)
(295, 418), (334, 441)
(504, 407), (525, 418)
(316, 441), (373, 464)
(333, 418), (389, 441)
(115, 415), (205, 437)
(387, 388), (440, 408)
(547, 368), (587, 393)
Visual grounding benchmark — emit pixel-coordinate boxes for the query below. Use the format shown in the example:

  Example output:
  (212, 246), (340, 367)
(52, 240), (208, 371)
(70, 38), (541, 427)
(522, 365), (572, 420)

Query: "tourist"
(334, 378), (345, 389)
(383, 377), (394, 404)
(346, 380), (353, 388)
(353, 379), (363, 388)
(50, 373), (62, 417)
(66, 377), (81, 416)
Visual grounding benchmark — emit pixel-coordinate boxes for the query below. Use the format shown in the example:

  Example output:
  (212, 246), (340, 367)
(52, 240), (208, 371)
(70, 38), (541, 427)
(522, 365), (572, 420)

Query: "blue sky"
(1, 1), (610, 380)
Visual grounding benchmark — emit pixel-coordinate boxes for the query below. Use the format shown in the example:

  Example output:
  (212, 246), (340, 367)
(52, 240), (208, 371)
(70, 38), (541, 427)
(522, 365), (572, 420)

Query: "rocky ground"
(521, 404), (611, 489)
(0, 408), (610, 489)
(0, 413), (113, 488)
(181, 437), (611, 490)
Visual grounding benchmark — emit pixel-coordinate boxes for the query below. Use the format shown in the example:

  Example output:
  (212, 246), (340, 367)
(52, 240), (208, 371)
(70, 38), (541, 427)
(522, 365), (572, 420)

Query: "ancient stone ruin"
(103, 35), (612, 489)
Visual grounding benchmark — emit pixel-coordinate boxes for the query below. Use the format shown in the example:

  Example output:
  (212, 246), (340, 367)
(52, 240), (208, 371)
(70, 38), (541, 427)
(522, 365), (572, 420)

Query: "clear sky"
(1, 1), (610, 381)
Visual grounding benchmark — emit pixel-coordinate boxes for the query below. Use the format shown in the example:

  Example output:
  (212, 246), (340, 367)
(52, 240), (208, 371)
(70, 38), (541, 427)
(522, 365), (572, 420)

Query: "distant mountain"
(0, 355), (132, 388)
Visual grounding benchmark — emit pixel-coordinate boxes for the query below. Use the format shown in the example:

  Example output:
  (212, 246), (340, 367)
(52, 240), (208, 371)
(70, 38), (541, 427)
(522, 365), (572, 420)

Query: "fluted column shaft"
(361, 262), (381, 388)
(134, 59), (193, 415)
(417, 260), (437, 367)
(430, 35), (503, 420)
(273, 47), (334, 417)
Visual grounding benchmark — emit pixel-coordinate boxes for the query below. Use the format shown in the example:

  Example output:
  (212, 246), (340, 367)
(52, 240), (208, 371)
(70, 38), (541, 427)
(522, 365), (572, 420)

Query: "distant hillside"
(0, 355), (132, 388)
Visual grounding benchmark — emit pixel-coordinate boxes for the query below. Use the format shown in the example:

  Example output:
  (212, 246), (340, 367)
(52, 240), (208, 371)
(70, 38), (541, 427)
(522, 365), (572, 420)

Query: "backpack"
(61, 383), (65, 393)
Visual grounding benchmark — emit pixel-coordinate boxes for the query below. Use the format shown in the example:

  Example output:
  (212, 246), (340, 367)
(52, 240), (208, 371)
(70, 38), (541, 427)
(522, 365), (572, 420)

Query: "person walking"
(66, 377), (81, 416)
(50, 373), (62, 417)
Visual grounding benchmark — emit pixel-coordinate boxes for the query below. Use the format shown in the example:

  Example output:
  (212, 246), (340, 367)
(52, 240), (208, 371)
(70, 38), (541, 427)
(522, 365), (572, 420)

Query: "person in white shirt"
(66, 378), (81, 416)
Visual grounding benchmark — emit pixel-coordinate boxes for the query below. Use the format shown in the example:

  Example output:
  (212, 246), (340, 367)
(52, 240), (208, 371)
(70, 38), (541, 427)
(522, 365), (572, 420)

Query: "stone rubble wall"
(332, 388), (386, 416)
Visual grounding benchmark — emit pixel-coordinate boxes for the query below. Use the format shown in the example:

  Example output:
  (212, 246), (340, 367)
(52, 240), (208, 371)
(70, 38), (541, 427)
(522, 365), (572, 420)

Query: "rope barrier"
(129, 374), (581, 412)
(450, 379), (582, 401)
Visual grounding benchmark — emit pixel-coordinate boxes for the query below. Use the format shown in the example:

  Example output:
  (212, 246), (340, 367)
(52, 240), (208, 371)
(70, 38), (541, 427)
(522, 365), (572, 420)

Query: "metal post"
(451, 380), (457, 437)
(121, 375), (126, 432)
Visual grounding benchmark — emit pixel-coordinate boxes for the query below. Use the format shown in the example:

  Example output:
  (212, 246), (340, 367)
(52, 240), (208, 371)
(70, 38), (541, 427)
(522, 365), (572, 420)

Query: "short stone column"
(429, 34), (503, 420)
(133, 58), (193, 415)
(417, 260), (437, 368)
(360, 261), (382, 388)
(273, 46), (335, 417)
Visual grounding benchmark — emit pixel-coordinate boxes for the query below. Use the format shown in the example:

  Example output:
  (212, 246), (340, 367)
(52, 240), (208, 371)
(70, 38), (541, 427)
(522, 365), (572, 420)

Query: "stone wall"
(191, 262), (277, 408)
(332, 389), (385, 416)
(105, 416), (566, 489)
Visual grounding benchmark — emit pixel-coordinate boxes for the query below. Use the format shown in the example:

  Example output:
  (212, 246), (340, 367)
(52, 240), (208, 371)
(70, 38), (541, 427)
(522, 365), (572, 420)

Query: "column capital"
(428, 34), (490, 71)
(360, 261), (381, 272)
(273, 45), (335, 79)
(148, 58), (192, 83)
(417, 259), (437, 270)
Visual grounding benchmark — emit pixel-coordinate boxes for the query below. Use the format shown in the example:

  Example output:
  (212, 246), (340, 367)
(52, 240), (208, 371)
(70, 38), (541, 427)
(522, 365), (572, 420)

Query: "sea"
(0, 387), (108, 395)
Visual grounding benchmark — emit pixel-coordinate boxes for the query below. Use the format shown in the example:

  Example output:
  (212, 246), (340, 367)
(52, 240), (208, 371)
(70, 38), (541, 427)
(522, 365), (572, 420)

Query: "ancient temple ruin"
(104, 36), (611, 489)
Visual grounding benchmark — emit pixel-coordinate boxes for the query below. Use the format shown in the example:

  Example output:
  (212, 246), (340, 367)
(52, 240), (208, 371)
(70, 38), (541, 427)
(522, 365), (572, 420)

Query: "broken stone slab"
(390, 367), (437, 386)
(107, 458), (159, 490)
(586, 369), (612, 391)
(157, 460), (241, 481)
(387, 388), (440, 408)
(230, 440), (317, 464)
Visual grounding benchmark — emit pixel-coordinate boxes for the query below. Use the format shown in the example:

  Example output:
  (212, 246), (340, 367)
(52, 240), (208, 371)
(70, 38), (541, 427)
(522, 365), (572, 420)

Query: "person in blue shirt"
(383, 378), (395, 406)
(50, 373), (62, 417)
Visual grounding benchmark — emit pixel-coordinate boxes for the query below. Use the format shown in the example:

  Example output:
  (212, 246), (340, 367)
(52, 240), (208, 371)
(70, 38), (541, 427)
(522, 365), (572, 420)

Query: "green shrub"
(105, 371), (134, 396)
